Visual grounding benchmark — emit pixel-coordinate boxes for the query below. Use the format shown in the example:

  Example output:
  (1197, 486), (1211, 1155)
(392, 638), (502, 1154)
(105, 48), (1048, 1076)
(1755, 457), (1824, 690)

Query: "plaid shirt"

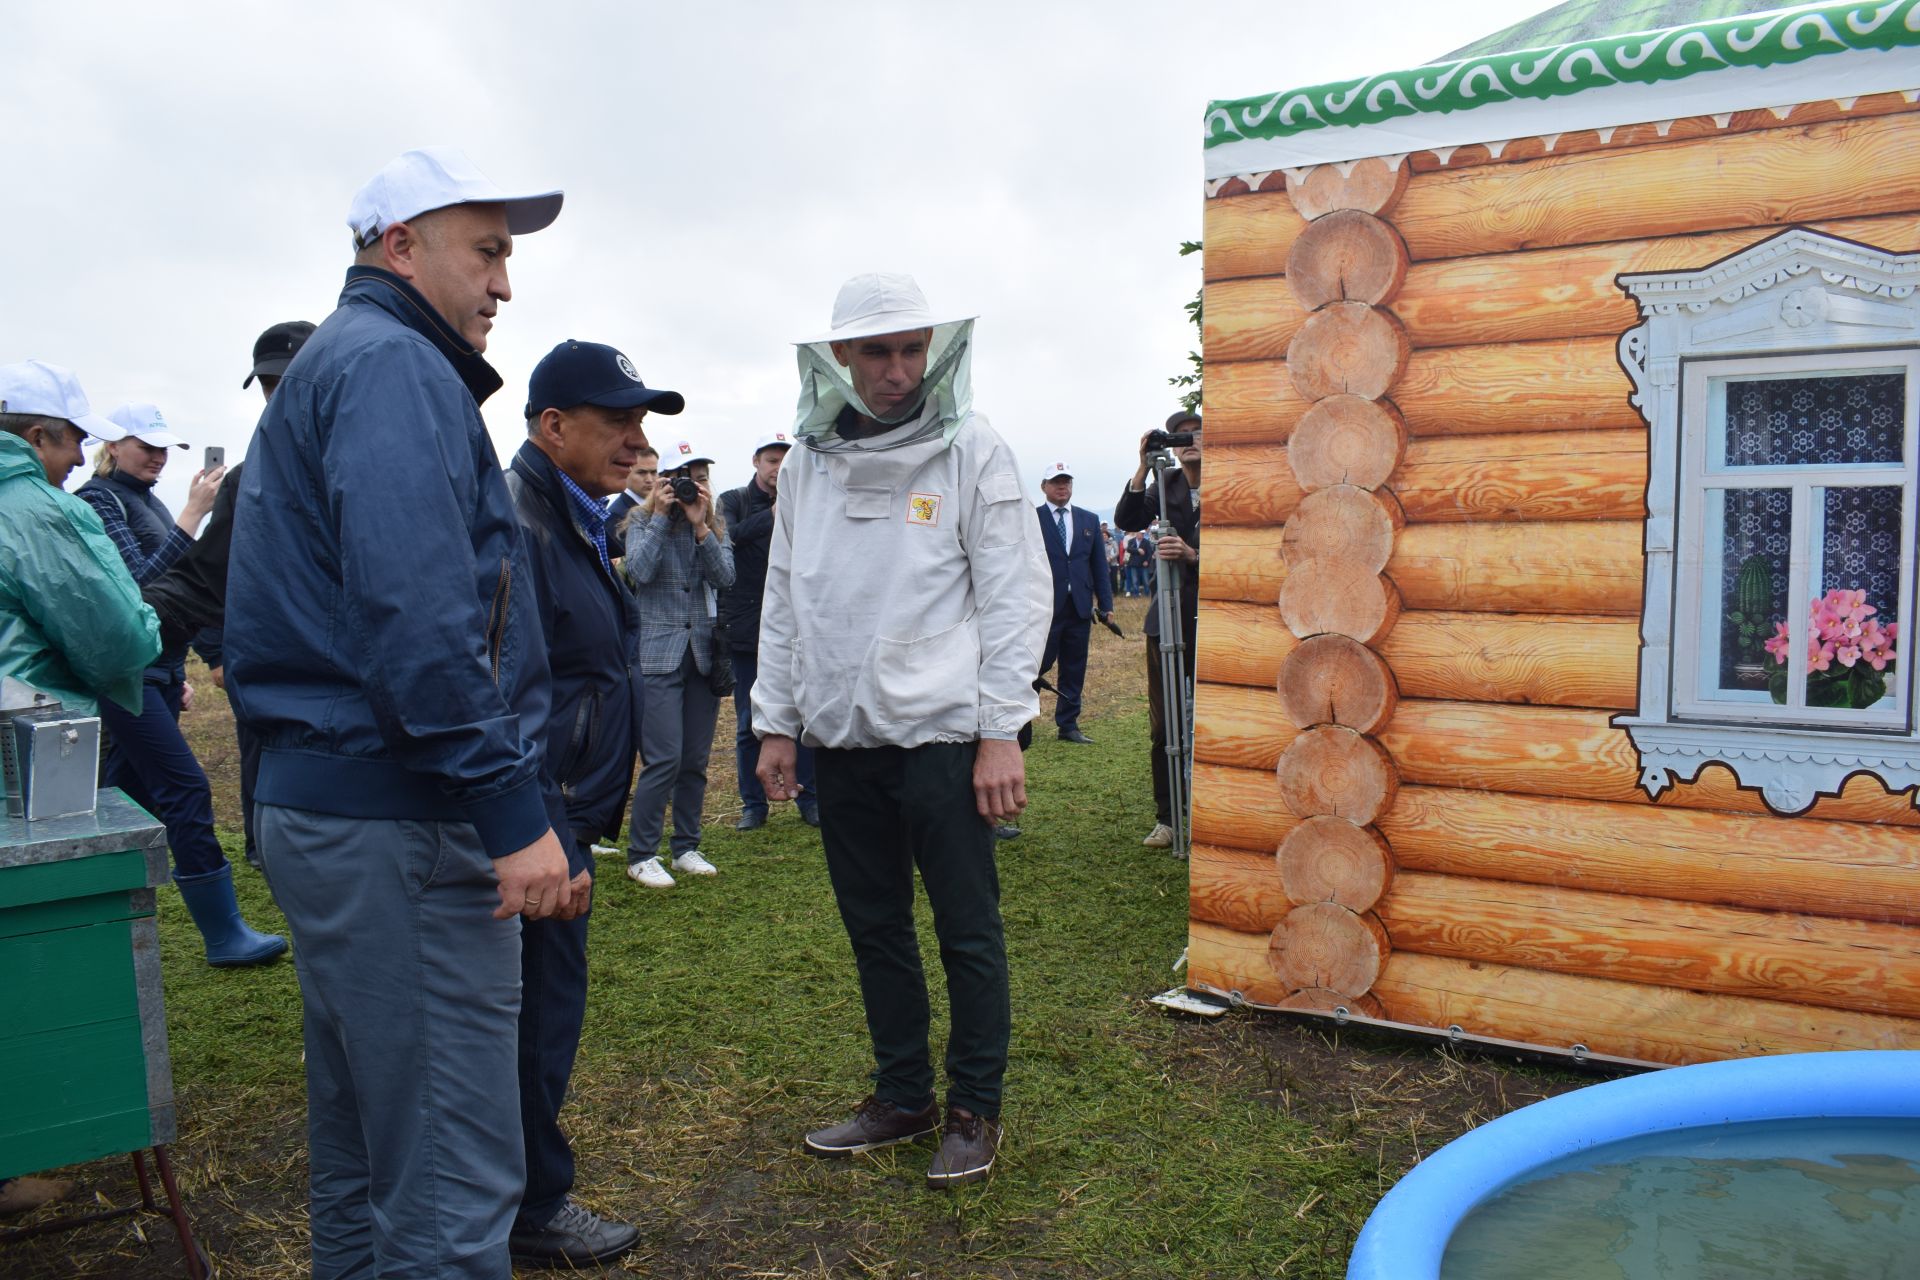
(75, 486), (193, 585)
(554, 467), (612, 577)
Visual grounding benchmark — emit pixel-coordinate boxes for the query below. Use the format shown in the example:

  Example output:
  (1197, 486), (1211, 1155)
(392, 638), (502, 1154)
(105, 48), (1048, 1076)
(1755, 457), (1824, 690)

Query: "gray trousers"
(626, 647), (721, 862)
(260, 804), (524, 1280)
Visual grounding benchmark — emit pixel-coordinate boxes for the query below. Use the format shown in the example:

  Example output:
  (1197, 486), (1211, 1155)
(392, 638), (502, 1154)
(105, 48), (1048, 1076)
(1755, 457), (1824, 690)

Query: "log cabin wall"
(1190, 91), (1920, 1066)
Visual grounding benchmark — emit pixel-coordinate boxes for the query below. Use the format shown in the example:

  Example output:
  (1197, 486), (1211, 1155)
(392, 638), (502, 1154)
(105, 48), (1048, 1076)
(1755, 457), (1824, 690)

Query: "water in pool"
(1439, 1117), (1920, 1280)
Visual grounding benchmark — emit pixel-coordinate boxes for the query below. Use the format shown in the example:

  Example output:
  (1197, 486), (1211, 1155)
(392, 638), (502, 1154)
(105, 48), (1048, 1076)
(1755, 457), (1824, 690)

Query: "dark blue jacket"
(77, 469), (189, 680)
(506, 441), (642, 855)
(1037, 502), (1112, 622)
(225, 267), (552, 859)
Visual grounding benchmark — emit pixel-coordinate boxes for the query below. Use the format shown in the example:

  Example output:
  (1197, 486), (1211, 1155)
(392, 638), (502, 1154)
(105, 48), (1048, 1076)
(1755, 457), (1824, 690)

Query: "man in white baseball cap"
(224, 148), (570, 1278)
(0, 360), (161, 716)
(755, 273), (1050, 1187)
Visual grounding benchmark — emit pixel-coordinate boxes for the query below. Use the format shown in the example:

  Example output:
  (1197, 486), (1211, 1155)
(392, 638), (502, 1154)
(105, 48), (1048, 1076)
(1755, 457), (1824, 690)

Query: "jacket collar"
(339, 266), (504, 406)
(512, 441), (607, 551)
(98, 467), (156, 494)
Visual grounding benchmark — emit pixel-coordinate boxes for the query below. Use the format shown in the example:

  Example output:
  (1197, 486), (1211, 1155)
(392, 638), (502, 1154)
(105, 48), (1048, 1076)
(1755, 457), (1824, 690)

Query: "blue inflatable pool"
(1348, 1050), (1920, 1280)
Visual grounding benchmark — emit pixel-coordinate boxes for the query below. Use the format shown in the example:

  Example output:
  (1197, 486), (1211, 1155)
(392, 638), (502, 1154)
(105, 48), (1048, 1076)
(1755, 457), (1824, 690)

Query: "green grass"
(16, 696), (1583, 1278)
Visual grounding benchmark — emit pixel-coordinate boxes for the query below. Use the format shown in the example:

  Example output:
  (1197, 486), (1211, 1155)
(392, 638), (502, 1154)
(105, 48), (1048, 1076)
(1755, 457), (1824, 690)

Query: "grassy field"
(9, 596), (1589, 1278)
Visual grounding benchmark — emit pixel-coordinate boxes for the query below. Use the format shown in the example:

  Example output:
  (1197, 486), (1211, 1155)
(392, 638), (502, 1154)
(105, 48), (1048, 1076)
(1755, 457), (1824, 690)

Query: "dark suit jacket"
(1037, 502), (1112, 621)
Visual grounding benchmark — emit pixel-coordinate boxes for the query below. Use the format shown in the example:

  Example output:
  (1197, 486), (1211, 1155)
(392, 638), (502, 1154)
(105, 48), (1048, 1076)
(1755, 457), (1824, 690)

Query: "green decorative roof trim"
(1205, 0), (1920, 149)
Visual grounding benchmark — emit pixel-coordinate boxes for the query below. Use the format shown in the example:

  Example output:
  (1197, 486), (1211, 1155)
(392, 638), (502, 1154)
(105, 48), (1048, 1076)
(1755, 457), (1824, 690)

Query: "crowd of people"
(0, 146), (1200, 1274)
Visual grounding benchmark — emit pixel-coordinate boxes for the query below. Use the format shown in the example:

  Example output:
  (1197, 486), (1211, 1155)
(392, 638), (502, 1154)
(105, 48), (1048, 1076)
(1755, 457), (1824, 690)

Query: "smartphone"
(204, 445), (226, 471)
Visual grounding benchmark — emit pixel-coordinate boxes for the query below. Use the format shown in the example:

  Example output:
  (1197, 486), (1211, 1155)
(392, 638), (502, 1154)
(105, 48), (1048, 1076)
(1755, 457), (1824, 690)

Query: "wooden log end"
(1276, 725), (1399, 823)
(1281, 484), (1405, 573)
(1289, 395), (1408, 492)
(1286, 209), (1410, 310)
(1287, 302), (1411, 403)
(1279, 987), (1388, 1020)
(1277, 815), (1395, 911)
(1270, 902), (1391, 995)
(1278, 634), (1400, 734)
(1278, 563), (1402, 645)
(1287, 156), (1410, 221)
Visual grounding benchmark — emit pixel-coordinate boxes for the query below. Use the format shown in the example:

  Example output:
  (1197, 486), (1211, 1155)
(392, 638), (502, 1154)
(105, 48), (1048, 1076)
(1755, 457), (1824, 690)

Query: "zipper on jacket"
(485, 556), (511, 685)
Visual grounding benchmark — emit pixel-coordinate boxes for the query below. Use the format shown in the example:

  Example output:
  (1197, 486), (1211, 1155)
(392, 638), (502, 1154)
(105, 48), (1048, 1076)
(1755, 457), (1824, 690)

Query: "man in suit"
(1036, 462), (1112, 744)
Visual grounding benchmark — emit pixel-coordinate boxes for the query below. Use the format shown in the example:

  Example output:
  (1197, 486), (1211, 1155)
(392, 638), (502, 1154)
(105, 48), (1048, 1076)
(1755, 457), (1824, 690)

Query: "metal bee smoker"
(2, 676), (102, 821)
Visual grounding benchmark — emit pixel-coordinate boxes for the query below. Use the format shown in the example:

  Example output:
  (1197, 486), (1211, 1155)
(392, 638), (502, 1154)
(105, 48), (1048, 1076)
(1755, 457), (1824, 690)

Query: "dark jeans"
(99, 678), (227, 879)
(731, 650), (816, 816)
(516, 840), (592, 1230)
(813, 742), (1009, 1118)
(261, 805), (523, 1279)
(1145, 620), (1197, 828)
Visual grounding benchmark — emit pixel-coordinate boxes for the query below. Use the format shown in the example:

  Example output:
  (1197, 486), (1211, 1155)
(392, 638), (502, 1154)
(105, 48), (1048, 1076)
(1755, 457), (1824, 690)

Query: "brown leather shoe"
(927, 1107), (1002, 1187)
(803, 1095), (939, 1157)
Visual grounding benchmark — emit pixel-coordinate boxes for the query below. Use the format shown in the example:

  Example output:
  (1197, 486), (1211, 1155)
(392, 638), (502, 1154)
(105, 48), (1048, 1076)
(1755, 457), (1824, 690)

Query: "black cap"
(1165, 408), (1201, 430)
(245, 320), (317, 388)
(526, 340), (686, 419)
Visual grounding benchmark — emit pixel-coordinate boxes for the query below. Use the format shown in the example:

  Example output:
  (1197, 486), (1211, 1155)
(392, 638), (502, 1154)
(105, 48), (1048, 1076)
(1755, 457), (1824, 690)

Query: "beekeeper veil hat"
(792, 273), (975, 447)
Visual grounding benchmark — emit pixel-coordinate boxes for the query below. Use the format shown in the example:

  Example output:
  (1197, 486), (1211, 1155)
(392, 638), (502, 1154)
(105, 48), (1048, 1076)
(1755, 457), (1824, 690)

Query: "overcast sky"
(7, 0), (1545, 518)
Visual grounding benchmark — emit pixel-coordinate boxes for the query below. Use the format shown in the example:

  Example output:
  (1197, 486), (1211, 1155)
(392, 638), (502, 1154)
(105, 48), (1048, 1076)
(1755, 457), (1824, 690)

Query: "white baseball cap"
(100, 403), (188, 449)
(348, 146), (563, 250)
(752, 430), (794, 454)
(1042, 461), (1073, 481)
(0, 360), (119, 440)
(663, 436), (716, 469)
(798, 273), (973, 345)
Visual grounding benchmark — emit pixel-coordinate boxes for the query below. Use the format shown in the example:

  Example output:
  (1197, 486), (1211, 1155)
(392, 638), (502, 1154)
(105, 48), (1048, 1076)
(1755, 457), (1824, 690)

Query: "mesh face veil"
(790, 273), (976, 452)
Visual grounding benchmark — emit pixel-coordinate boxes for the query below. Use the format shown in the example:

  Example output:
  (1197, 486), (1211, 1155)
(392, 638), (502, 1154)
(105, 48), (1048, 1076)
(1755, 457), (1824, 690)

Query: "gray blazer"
(620, 509), (736, 676)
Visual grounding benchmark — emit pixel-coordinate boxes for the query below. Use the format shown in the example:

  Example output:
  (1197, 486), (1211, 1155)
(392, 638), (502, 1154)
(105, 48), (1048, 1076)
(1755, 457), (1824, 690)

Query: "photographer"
(619, 437), (734, 888)
(1112, 410), (1201, 852)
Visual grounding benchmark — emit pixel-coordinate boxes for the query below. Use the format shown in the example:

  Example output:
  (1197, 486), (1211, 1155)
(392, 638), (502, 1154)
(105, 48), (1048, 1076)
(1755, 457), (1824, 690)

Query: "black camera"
(1145, 430), (1197, 451)
(669, 475), (700, 504)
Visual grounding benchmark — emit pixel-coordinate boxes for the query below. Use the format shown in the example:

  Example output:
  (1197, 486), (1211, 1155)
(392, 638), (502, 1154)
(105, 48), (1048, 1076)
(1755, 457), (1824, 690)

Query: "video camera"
(1145, 429), (1197, 451)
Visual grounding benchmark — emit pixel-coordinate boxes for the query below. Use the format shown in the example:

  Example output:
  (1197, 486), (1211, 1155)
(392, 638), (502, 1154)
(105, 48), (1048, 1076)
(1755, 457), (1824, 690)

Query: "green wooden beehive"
(0, 790), (173, 1178)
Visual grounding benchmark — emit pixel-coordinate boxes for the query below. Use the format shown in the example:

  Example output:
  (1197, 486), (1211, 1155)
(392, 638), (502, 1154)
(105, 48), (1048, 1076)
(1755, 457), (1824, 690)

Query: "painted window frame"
(1615, 228), (1920, 815)
(1670, 351), (1920, 730)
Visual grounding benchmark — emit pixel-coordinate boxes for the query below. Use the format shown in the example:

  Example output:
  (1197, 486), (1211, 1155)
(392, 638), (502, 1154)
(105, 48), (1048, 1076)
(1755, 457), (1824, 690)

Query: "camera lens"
(671, 475), (700, 504)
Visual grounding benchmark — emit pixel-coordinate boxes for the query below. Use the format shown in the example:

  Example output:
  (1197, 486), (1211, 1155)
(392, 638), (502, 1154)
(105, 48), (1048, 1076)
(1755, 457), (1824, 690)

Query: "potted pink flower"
(1766, 588), (1899, 709)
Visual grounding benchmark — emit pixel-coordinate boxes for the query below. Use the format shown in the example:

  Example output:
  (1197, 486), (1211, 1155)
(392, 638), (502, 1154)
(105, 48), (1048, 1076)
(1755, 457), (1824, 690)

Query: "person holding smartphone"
(76, 402), (287, 966)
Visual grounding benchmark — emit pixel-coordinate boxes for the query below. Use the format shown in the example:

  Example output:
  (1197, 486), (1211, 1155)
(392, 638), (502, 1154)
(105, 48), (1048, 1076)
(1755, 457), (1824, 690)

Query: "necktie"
(1056, 507), (1068, 551)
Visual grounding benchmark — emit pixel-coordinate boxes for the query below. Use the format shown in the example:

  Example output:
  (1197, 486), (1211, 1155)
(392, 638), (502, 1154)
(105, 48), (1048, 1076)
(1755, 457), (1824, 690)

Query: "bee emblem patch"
(907, 492), (941, 527)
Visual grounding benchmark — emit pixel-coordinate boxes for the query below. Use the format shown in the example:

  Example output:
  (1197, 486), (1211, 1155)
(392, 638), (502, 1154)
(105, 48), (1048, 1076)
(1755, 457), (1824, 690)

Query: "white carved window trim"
(1615, 228), (1920, 815)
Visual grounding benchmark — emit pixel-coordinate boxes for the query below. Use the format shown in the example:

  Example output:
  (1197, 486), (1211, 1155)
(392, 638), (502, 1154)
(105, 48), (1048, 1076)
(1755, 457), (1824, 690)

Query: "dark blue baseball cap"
(525, 339), (685, 418)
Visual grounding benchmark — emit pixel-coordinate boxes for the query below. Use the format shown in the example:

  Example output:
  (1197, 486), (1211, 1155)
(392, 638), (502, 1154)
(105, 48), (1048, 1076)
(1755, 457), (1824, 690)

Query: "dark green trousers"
(813, 741), (1010, 1118)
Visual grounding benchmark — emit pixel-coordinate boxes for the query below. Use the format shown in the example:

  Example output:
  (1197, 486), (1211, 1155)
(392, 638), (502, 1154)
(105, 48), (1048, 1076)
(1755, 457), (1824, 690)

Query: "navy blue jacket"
(1037, 502), (1112, 622)
(226, 267), (553, 859)
(506, 441), (643, 855)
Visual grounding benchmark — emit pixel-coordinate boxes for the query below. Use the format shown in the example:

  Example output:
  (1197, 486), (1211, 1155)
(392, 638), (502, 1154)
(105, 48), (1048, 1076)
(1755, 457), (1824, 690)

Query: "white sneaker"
(671, 850), (718, 876)
(1142, 823), (1174, 849)
(627, 856), (675, 888)
(590, 843), (619, 857)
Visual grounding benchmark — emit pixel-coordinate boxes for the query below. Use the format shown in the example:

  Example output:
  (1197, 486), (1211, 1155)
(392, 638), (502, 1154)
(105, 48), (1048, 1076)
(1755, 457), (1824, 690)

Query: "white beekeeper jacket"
(751, 275), (1050, 750)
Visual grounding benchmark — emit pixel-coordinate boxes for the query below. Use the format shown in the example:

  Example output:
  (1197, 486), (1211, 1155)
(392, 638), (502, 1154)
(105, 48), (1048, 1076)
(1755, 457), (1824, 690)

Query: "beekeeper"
(753, 272), (1048, 1188)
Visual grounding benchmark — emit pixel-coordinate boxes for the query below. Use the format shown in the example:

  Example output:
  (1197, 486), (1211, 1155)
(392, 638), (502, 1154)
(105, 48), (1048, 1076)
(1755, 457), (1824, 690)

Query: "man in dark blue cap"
(503, 339), (682, 1268)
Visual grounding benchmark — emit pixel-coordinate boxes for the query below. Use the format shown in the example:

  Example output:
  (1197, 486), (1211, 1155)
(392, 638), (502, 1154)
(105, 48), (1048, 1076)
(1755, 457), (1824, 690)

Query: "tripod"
(1149, 450), (1194, 860)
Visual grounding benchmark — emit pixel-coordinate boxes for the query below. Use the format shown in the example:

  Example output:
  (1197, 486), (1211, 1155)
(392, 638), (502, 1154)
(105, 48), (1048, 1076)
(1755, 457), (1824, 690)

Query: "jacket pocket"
(484, 556), (511, 685)
(871, 621), (980, 726)
(557, 693), (599, 797)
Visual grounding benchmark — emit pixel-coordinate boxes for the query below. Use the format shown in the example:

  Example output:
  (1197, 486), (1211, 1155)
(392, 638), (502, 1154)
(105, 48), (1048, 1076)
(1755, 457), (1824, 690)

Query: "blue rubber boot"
(174, 864), (289, 968)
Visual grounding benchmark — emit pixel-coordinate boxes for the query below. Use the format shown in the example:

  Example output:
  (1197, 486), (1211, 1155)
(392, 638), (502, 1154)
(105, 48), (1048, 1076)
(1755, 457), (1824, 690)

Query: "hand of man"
(555, 867), (592, 921)
(1156, 533), (1197, 563)
(974, 737), (1027, 823)
(493, 829), (573, 921)
(209, 664), (225, 691)
(757, 734), (801, 802)
(180, 680), (195, 712)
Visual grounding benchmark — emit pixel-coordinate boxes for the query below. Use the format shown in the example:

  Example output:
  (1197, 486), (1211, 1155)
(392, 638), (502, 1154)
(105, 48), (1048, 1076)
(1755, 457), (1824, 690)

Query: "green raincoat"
(0, 431), (159, 714)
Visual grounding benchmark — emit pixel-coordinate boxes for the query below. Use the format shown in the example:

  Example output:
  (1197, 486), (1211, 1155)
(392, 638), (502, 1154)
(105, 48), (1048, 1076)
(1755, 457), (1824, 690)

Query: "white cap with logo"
(0, 360), (119, 440)
(99, 403), (188, 449)
(1042, 461), (1073, 481)
(664, 437), (716, 469)
(753, 430), (794, 454)
(348, 146), (564, 250)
